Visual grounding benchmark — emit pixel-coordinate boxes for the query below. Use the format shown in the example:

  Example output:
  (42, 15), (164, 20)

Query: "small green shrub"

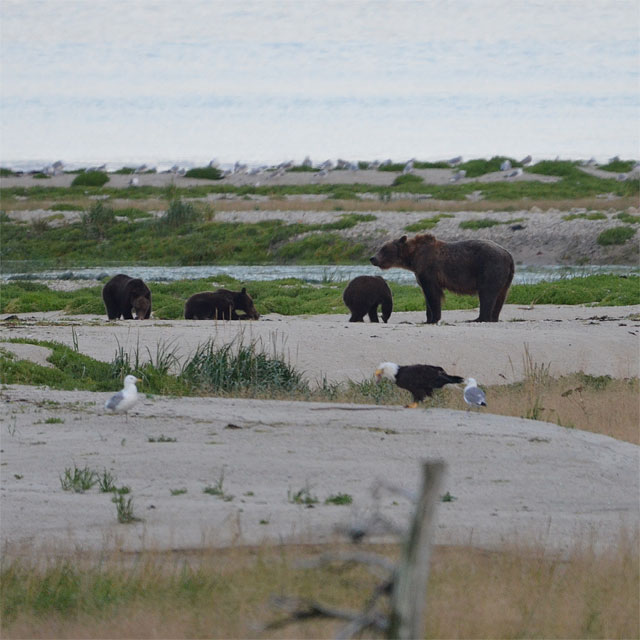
(459, 218), (503, 230)
(81, 202), (116, 238)
(288, 486), (319, 505)
(392, 173), (424, 187)
(162, 199), (199, 228)
(597, 226), (636, 245)
(324, 493), (353, 505)
(184, 166), (223, 180)
(71, 171), (109, 187)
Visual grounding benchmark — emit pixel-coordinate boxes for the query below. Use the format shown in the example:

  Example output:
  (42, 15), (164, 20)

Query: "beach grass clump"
(184, 166), (224, 180)
(70, 171), (109, 187)
(179, 336), (308, 395)
(59, 465), (98, 493)
(597, 226), (636, 245)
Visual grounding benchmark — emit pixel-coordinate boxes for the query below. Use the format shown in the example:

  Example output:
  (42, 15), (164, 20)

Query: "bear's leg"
(380, 298), (393, 323)
(475, 289), (496, 322)
(349, 313), (364, 322)
(367, 304), (380, 322)
(490, 284), (510, 321)
(417, 277), (441, 324)
(121, 305), (134, 320)
(103, 298), (120, 320)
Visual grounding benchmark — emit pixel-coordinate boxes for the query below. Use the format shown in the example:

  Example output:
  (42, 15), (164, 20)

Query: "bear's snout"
(370, 256), (379, 266)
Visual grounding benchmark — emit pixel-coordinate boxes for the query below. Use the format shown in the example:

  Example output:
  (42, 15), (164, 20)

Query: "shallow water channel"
(2, 264), (638, 285)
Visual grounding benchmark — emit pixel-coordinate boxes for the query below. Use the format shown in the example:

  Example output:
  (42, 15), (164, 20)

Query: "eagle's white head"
(375, 362), (399, 381)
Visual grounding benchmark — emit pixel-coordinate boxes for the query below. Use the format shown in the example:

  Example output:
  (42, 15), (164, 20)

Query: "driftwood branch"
(263, 459), (446, 640)
(388, 460), (446, 639)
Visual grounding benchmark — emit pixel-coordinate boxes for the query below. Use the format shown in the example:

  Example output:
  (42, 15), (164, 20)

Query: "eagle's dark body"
(395, 365), (464, 403)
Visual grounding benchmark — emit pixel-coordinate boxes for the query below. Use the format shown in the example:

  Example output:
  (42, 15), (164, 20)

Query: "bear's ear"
(241, 287), (246, 294)
(398, 235), (407, 244)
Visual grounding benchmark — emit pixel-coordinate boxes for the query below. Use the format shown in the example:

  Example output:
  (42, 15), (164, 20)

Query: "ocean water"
(1, 0), (638, 170)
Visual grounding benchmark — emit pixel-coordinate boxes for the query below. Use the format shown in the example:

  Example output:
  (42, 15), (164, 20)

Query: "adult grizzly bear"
(102, 274), (151, 320)
(342, 275), (393, 323)
(184, 288), (259, 320)
(370, 234), (514, 323)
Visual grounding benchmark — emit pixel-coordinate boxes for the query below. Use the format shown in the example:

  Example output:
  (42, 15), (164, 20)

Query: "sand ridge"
(1, 305), (638, 555)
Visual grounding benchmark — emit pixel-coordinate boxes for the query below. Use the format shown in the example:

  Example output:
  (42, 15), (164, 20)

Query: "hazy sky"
(2, 0), (638, 167)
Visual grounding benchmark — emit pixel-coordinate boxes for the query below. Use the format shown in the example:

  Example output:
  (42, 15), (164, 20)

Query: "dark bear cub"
(342, 275), (393, 323)
(102, 274), (152, 320)
(184, 287), (259, 320)
(370, 233), (514, 323)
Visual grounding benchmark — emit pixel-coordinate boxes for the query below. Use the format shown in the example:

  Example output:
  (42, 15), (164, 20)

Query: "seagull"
(463, 378), (487, 410)
(105, 375), (141, 421)
(500, 159), (512, 171)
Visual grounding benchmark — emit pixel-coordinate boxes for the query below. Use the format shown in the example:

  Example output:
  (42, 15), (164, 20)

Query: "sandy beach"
(2, 305), (639, 556)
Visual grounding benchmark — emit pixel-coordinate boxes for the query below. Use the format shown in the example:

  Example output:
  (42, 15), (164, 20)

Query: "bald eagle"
(375, 362), (464, 408)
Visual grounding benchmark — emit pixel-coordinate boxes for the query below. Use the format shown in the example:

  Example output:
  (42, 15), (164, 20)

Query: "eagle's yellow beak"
(374, 368), (383, 381)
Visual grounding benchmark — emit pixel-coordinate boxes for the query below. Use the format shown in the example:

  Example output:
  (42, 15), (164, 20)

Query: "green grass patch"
(616, 212), (640, 224)
(459, 156), (521, 177)
(70, 171), (109, 187)
(459, 217), (523, 230)
(562, 212), (607, 221)
(597, 226), (637, 246)
(404, 213), (454, 232)
(50, 203), (83, 212)
(392, 173), (424, 187)
(599, 159), (636, 173)
(2, 274), (638, 321)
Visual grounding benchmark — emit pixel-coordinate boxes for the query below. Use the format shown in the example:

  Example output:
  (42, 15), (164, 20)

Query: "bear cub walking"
(342, 275), (393, 323)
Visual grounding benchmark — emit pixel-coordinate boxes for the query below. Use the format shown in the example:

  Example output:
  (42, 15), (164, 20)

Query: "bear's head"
(370, 235), (412, 270)
(131, 295), (151, 319)
(234, 288), (260, 320)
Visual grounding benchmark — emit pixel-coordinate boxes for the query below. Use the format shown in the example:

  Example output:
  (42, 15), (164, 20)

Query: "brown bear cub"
(370, 233), (514, 323)
(342, 275), (393, 323)
(102, 274), (152, 320)
(184, 288), (259, 320)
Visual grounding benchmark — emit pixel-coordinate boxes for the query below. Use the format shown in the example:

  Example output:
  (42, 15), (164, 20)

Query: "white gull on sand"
(105, 375), (141, 419)
(463, 377), (487, 409)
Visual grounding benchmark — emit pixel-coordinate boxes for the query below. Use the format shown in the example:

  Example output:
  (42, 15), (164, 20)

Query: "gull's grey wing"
(464, 386), (486, 405)
(105, 390), (125, 410)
